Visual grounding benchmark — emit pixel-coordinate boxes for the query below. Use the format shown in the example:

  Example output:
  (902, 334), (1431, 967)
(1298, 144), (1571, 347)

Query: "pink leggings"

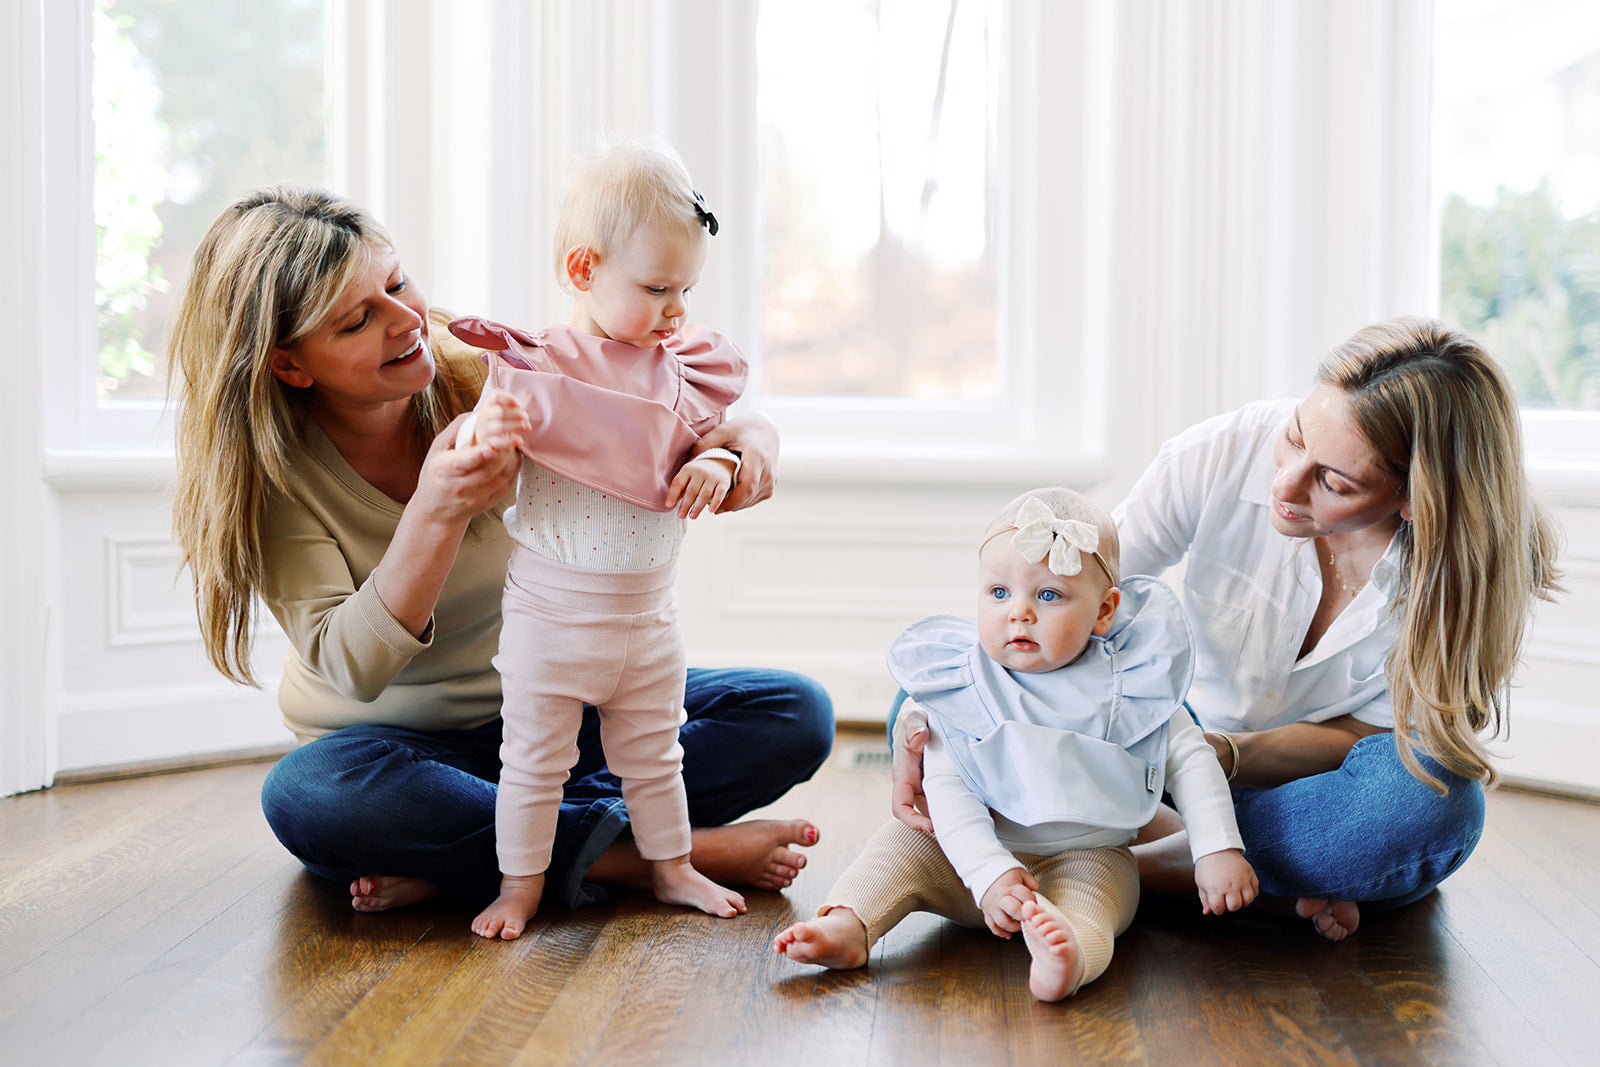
(493, 548), (691, 876)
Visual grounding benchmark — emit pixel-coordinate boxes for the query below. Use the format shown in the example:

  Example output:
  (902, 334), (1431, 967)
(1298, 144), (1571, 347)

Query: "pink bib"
(448, 318), (748, 512)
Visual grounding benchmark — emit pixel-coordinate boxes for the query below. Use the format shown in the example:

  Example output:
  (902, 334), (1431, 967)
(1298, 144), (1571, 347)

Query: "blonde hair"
(981, 487), (1121, 587)
(1318, 316), (1564, 792)
(166, 184), (483, 686)
(553, 140), (709, 292)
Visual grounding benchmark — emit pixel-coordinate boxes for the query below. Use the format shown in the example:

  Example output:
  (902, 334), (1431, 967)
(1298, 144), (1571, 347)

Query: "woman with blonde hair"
(890, 316), (1561, 940)
(168, 184), (832, 914)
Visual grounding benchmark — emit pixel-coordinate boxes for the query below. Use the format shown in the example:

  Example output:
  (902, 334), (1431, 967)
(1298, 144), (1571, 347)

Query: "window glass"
(93, 0), (326, 403)
(755, 0), (1001, 400)
(1435, 0), (1600, 411)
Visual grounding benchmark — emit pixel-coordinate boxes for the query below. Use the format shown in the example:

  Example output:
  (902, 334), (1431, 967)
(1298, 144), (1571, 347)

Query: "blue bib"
(886, 576), (1194, 834)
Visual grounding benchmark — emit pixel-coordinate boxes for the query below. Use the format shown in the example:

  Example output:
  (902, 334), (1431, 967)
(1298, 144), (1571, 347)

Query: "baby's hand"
(461, 389), (530, 452)
(1194, 848), (1258, 915)
(666, 455), (734, 519)
(979, 867), (1038, 938)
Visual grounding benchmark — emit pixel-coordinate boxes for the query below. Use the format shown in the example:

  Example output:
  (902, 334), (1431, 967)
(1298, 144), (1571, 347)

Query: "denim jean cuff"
(551, 797), (631, 909)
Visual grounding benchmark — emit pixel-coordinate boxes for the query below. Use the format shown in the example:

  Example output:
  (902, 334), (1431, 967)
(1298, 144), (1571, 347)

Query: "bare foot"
(472, 872), (545, 940)
(691, 819), (819, 889)
(1019, 900), (1085, 1002)
(1295, 897), (1360, 941)
(349, 875), (444, 913)
(651, 855), (746, 917)
(588, 818), (819, 892)
(773, 907), (869, 969)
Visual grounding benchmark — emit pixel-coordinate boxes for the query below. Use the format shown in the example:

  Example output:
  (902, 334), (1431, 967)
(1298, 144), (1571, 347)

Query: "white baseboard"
(1492, 699), (1600, 797)
(55, 681), (292, 778)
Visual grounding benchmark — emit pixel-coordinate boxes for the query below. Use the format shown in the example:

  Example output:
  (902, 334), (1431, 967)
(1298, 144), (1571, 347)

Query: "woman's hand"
(372, 412), (520, 639)
(414, 411), (522, 526)
(695, 414), (779, 511)
(890, 702), (934, 834)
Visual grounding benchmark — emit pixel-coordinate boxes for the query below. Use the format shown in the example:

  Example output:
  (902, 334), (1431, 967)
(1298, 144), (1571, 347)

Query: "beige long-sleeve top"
(260, 415), (514, 743)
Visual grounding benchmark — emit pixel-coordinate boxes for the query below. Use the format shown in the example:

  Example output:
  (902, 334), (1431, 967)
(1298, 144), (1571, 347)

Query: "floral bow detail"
(1010, 495), (1100, 577)
(692, 190), (719, 236)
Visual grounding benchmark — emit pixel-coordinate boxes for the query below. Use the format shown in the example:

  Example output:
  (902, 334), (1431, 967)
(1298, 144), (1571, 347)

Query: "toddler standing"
(775, 488), (1258, 1000)
(458, 142), (755, 938)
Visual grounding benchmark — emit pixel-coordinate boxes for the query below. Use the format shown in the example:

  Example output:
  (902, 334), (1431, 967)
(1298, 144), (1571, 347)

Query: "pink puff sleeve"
(447, 317), (747, 513)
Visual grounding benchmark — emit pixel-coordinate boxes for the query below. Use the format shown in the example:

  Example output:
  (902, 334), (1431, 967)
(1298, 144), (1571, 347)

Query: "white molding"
(1492, 698), (1600, 796)
(106, 538), (197, 647)
(41, 448), (174, 490)
(1, 0), (71, 795)
(55, 679), (291, 773)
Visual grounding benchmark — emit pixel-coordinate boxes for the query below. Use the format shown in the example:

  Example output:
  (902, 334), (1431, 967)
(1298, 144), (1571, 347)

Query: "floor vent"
(843, 745), (893, 772)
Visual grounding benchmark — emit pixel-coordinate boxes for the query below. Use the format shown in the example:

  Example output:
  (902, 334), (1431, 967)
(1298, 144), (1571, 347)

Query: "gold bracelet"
(1207, 731), (1240, 783)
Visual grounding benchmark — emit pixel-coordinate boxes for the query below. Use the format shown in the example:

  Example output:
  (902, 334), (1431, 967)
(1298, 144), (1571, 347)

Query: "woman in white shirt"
(891, 316), (1562, 939)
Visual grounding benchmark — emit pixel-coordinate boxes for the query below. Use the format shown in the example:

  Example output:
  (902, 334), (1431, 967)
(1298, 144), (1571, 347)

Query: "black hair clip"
(692, 190), (719, 236)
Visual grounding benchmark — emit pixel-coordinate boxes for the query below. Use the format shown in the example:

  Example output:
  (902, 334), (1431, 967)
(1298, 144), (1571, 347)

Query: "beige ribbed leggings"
(823, 819), (1140, 992)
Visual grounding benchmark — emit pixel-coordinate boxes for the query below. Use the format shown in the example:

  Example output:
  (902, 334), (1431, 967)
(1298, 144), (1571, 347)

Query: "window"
(91, 0), (326, 437)
(1434, 0), (1600, 461)
(756, 0), (1000, 402)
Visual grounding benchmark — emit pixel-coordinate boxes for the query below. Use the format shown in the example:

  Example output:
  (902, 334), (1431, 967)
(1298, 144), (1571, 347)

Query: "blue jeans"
(261, 667), (834, 908)
(1230, 732), (1484, 908)
(886, 694), (1484, 907)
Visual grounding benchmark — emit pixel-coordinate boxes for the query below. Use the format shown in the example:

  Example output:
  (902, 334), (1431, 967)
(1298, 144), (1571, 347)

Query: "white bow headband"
(1008, 495), (1110, 581)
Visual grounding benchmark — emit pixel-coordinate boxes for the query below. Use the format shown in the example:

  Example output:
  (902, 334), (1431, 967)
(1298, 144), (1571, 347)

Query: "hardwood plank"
(1429, 860), (1600, 1064)
(297, 919), (477, 1066)
(235, 887), (463, 1064)
(7, 859), (308, 1067)
(509, 901), (698, 1064)
(1221, 917), (1361, 1066)
(1293, 925), (1427, 1065)
(0, 769), (242, 962)
(0, 771), (279, 1026)
(3, 739), (1599, 1065)
(1119, 911), (1232, 1067)
(0, 841), (294, 1055)
(362, 910), (607, 1065)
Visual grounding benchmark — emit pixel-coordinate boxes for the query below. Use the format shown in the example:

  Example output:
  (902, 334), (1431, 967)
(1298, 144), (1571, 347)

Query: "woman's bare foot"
(472, 872), (545, 940)
(349, 875), (444, 913)
(1295, 897), (1360, 941)
(587, 819), (819, 893)
(1019, 900), (1085, 1002)
(773, 907), (869, 969)
(693, 819), (819, 890)
(651, 855), (746, 917)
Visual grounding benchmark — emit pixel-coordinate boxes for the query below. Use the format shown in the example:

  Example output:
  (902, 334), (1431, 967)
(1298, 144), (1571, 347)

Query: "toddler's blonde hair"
(981, 487), (1121, 587)
(553, 140), (708, 292)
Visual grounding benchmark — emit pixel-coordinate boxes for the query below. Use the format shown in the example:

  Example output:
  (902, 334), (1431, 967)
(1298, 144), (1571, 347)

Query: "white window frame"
(664, 0), (1110, 485)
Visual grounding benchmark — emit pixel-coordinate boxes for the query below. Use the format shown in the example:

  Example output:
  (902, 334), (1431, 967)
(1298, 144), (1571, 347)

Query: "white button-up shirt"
(1114, 399), (1404, 734)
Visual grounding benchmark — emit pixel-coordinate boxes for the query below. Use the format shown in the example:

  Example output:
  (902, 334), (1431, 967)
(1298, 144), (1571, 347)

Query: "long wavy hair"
(1318, 316), (1564, 791)
(166, 184), (483, 686)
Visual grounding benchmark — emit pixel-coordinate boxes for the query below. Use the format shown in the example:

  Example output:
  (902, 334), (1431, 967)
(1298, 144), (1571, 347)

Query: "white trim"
(1, 0), (74, 795)
(1491, 698), (1600, 797)
(55, 679), (291, 773)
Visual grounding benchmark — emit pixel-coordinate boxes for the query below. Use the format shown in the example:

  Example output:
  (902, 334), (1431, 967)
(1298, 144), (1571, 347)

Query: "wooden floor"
(4, 729), (1600, 1066)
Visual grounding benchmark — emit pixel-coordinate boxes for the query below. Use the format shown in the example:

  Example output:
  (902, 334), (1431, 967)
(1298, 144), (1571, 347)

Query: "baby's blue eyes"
(987, 586), (1064, 603)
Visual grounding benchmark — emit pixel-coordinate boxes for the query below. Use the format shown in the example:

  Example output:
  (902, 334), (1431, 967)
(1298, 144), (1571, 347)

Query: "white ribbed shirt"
(505, 460), (684, 572)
